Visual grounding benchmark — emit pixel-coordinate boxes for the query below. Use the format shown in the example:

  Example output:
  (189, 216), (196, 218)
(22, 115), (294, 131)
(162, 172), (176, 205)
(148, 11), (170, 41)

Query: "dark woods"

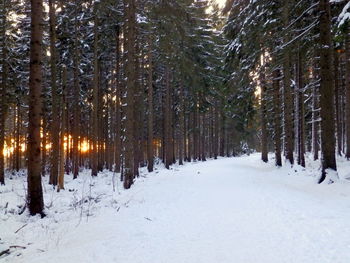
(0, 0), (349, 215)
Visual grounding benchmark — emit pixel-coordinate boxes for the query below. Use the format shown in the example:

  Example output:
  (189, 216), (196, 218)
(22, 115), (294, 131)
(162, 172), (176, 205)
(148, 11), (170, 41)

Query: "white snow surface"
(1, 154), (350, 263)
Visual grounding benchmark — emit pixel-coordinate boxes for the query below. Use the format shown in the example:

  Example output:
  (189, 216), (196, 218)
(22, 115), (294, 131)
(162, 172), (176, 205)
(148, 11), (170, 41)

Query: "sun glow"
(214, 0), (226, 8)
(2, 135), (93, 158)
(79, 139), (90, 154)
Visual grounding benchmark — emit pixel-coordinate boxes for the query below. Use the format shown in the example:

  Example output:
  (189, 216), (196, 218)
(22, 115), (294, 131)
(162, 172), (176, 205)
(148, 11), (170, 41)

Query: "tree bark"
(260, 70), (268, 163)
(296, 49), (305, 167)
(282, 0), (294, 165)
(114, 25), (122, 173)
(58, 66), (67, 191)
(214, 103), (219, 159)
(312, 84), (319, 161)
(345, 28), (350, 159)
(164, 66), (171, 169)
(15, 103), (21, 172)
(318, 0), (337, 183)
(91, 3), (99, 177)
(0, 1), (7, 185)
(72, 5), (81, 179)
(178, 81), (185, 165)
(27, 0), (45, 216)
(334, 49), (342, 156)
(273, 68), (282, 166)
(49, 0), (59, 186)
(220, 111), (226, 157)
(147, 38), (154, 172)
(123, 0), (136, 189)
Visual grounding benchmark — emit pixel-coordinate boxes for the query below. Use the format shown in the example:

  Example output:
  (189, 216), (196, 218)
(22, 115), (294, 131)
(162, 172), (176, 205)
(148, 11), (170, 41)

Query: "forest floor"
(1, 154), (350, 263)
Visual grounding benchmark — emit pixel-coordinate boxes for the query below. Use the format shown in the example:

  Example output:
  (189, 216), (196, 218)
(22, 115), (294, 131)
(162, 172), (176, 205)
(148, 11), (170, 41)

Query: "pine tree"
(318, 0), (337, 183)
(27, 0), (44, 216)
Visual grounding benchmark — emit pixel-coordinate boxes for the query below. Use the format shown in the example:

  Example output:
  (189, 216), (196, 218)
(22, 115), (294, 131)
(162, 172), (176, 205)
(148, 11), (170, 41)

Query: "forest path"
(12, 155), (350, 263)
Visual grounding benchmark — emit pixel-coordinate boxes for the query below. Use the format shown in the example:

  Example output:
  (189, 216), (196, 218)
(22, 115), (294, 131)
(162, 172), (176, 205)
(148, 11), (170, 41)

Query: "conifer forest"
(1, 0), (350, 262)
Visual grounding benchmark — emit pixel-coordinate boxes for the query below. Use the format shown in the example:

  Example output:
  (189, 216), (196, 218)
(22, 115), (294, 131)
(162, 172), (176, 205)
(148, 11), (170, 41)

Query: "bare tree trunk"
(72, 6), (80, 179)
(171, 90), (176, 164)
(283, 1), (294, 165)
(318, 0), (337, 183)
(220, 111), (226, 157)
(27, 0), (44, 216)
(123, 0), (136, 189)
(260, 71), (268, 163)
(345, 28), (350, 159)
(91, 4), (99, 177)
(15, 102), (21, 172)
(273, 69), (282, 166)
(133, 39), (141, 177)
(184, 109), (189, 161)
(147, 38), (154, 172)
(97, 66), (104, 172)
(49, 0), (59, 186)
(297, 49), (305, 167)
(114, 25), (122, 173)
(164, 66), (171, 169)
(0, 1), (7, 184)
(193, 103), (198, 160)
(178, 81), (185, 165)
(312, 84), (319, 161)
(200, 111), (206, 161)
(208, 107), (213, 158)
(41, 111), (47, 176)
(334, 49), (342, 156)
(214, 103), (219, 159)
(58, 66), (67, 191)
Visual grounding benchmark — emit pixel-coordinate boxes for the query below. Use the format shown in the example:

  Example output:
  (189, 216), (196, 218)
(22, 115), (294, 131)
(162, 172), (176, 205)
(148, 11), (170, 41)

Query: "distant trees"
(223, 0), (350, 182)
(1, 0), (350, 216)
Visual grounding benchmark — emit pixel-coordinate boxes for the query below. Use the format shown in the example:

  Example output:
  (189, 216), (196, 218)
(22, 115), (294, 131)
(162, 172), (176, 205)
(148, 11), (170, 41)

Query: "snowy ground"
(1, 154), (350, 263)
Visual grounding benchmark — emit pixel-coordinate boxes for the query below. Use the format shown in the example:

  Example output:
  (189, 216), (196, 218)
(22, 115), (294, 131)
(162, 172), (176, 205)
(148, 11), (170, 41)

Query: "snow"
(337, 1), (350, 27)
(1, 154), (350, 263)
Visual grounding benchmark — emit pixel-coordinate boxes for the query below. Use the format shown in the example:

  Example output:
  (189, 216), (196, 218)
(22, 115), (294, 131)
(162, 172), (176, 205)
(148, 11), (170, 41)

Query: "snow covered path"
(2, 155), (350, 263)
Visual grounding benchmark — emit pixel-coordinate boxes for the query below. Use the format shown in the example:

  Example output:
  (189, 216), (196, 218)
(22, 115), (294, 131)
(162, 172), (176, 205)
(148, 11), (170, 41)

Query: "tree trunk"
(193, 103), (199, 160)
(72, 6), (80, 179)
(58, 66), (67, 191)
(200, 112), (206, 161)
(164, 66), (171, 169)
(15, 103), (21, 172)
(334, 49), (342, 156)
(27, 0), (44, 216)
(123, 0), (136, 189)
(260, 71), (268, 163)
(133, 38), (141, 177)
(318, 0), (337, 183)
(91, 4), (99, 177)
(0, 1), (7, 185)
(296, 49), (305, 167)
(147, 38), (154, 172)
(41, 111), (47, 176)
(214, 103), (219, 159)
(312, 84), (319, 161)
(178, 81), (185, 165)
(114, 26), (122, 174)
(273, 68), (282, 166)
(49, 0), (59, 186)
(282, 0), (294, 165)
(220, 111), (226, 157)
(345, 28), (350, 159)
